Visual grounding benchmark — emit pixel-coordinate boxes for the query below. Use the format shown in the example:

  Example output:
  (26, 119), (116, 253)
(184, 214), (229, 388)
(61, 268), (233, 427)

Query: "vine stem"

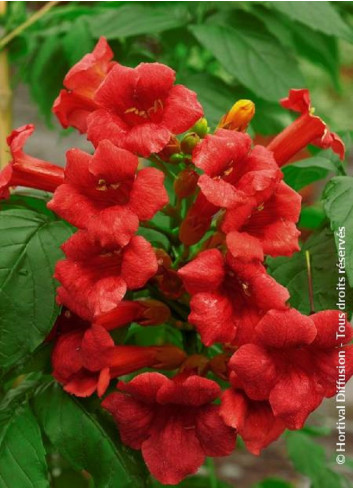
(206, 457), (218, 488)
(0, 1), (11, 168)
(0, 1), (59, 50)
(149, 154), (176, 180)
(305, 250), (315, 314)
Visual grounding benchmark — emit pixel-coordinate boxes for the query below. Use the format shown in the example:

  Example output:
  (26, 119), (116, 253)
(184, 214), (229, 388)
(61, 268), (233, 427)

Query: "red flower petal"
(80, 325), (115, 371)
(157, 375), (221, 406)
(141, 412), (204, 485)
(220, 389), (284, 455)
(97, 367), (111, 397)
(255, 309), (316, 349)
(86, 206), (139, 248)
(52, 330), (84, 382)
(311, 310), (352, 348)
(64, 370), (99, 397)
(102, 392), (154, 449)
(162, 84), (204, 134)
(280, 89), (311, 114)
(198, 174), (245, 209)
(196, 404), (236, 456)
(178, 249), (225, 295)
(118, 372), (169, 403)
(269, 369), (323, 429)
(135, 62), (175, 104)
(226, 231), (264, 262)
(229, 344), (277, 400)
(189, 292), (236, 346)
(90, 140), (138, 183)
(121, 236), (158, 289)
(193, 129), (251, 177)
(129, 167), (168, 220)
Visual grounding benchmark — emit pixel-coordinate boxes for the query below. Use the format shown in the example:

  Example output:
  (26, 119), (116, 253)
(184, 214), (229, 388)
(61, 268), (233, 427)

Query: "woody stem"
(305, 250), (315, 314)
(0, 1), (11, 169)
(0, 1), (59, 50)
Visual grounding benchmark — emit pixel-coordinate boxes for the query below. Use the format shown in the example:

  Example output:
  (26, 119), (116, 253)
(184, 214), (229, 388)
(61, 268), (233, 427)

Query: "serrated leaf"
(286, 431), (347, 487)
(33, 383), (146, 488)
(190, 24), (304, 102)
(0, 404), (48, 487)
(267, 228), (353, 314)
(87, 3), (189, 39)
(0, 208), (73, 369)
(322, 176), (353, 286)
(268, 1), (353, 42)
(282, 156), (337, 191)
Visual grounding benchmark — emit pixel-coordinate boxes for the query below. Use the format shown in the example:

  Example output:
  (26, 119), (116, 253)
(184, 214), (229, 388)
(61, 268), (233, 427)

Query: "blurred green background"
(1, 2), (353, 488)
(2, 1), (353, 133)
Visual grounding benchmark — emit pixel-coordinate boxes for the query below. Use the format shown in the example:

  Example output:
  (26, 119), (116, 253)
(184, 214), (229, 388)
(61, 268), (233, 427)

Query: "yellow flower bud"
(218, 99), (255, 131)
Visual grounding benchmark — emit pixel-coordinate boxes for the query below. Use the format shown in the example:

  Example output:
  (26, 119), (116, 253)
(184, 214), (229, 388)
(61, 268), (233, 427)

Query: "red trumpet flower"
(267, 89), (345, 166)
(86, 61), (203, 157)
(178, 247), (289, 346)
(54, 230), (158, 320)
(0, 125), (64, 200)
(53, 37), (116, 133)
(48, 140), (168, 247)
(230, 309), (353, 429)
(102, 372), (236, 484)
(52, 325), (186, 397)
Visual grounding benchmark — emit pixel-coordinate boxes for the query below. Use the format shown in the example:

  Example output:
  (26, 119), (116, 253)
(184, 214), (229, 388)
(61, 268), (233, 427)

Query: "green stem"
(305, 250), (315, 314)
(149, 154), (177, 180)
(207, 457), (218, 488)
(0, 1), (60, 50)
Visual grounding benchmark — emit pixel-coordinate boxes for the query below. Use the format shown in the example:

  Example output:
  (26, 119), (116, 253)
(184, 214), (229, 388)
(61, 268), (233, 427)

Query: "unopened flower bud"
(179, 354), (209, 376)
(209, 353), (232, 380)
(157, 135), (181, 162)
(218, 99), (255, 132)
(191, 117), (209, 138)
(153, 345), (187, 370)
(180, 132), (200, 154)
(169, 153), (186, 164)
(174, 167), (199, 199)
(137, 299), (171, 325)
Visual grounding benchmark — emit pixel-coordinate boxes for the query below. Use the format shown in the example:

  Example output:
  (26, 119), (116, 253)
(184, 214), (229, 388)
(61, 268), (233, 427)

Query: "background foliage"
(1, 1), (353, 488)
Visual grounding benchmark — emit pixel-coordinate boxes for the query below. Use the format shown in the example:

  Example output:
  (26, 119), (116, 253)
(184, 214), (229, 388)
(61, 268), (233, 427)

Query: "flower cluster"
(1, 37), (352, 485)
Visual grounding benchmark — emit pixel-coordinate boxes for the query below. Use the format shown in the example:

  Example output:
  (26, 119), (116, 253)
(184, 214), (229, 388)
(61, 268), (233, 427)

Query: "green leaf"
(190, 24), (304, 102)
(322, 176), (353, 286)
(87, 3), (189, 39)
(28, 35), (69, 123)
(153, 474), (232, 487)
(0, 404), (48, 487)
(289, 22), (340, 90)
(255, 477), (293, 488)
(268, 1), (353, 42)
(298, 205), (326, 231)
(267, 228), (353, 314)
(62, 17), (95, 65)
(180, 73), (237, 129)
(33, 383), (146, 488)
(286, 431), (346, 487)
(0, 208), (73, 369)
(282, 156), (337, 191)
